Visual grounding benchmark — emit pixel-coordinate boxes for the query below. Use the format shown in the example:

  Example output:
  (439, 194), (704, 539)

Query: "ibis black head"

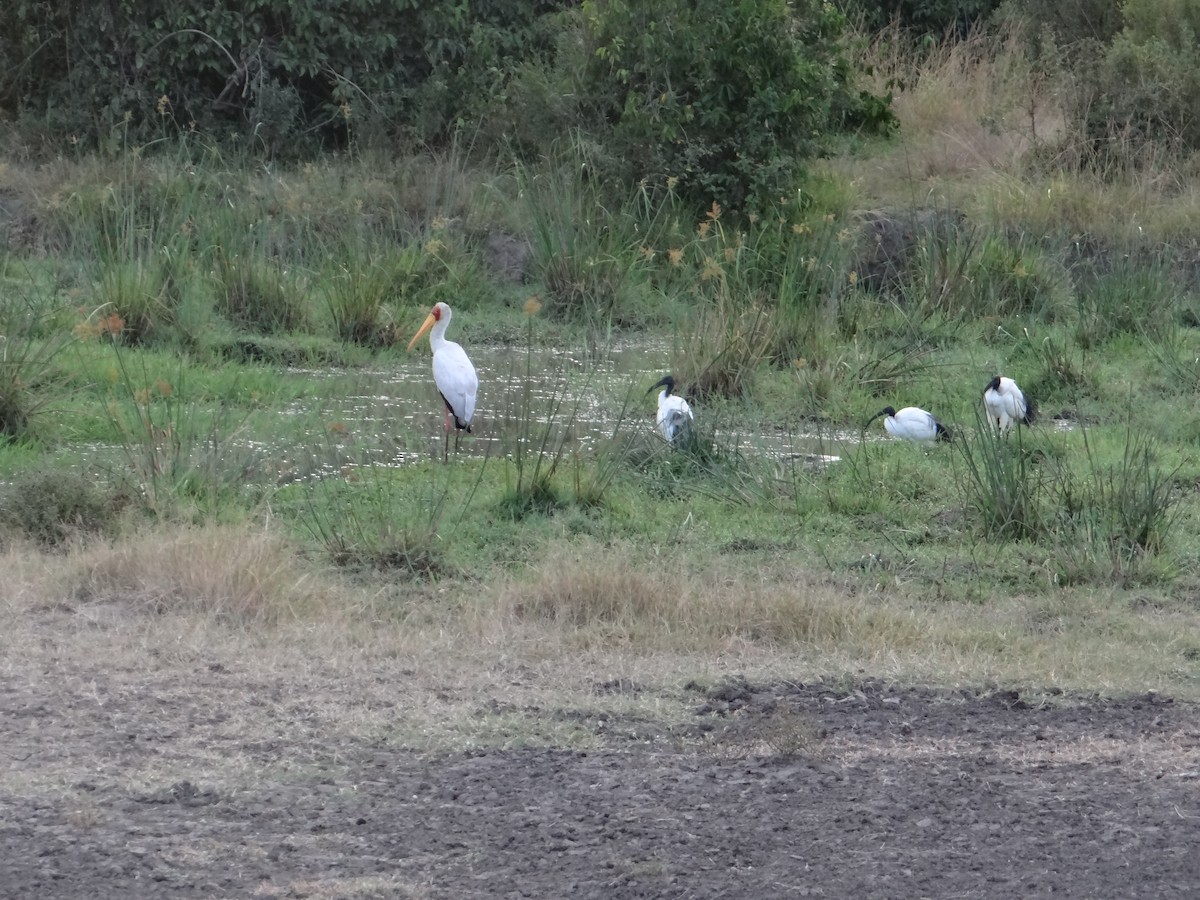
(984, 375), (1001, 394)
(867, 406), (896, 426)
(648, 375), (677, 396)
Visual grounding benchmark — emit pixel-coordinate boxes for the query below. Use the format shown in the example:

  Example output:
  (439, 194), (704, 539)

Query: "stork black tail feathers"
(442, 394), (472, 433)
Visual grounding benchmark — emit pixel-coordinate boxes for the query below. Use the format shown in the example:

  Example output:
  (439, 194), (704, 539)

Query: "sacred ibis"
(867, 405), (951, 445)
(407, 302), (478, 462)
(648, 375), (693, 444)
(983, 375), (1036, 432)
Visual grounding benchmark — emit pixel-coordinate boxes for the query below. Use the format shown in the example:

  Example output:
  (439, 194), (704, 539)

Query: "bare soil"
(4, 664), (1200, 900)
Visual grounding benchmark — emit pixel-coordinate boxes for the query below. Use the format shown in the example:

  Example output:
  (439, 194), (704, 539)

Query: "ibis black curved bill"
(648, 375), (677, 396)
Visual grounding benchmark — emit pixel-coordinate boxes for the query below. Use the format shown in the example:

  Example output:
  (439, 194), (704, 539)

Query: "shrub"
(577, 0), (894, 213)
(991, 0), (1122, 50)
(0, 1), (565, 154)
(1072, 0), (1200, 165)
(0, 470), (122, 546)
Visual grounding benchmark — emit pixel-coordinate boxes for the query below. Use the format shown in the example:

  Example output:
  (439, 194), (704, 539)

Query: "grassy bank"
(2, 22), (1200, 726)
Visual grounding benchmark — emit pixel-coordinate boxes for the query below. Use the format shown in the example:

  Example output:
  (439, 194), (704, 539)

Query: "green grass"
(4, 90), (1200, 703)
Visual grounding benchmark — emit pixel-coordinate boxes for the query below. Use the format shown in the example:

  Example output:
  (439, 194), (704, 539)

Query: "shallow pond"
(277, 339), (852, 480)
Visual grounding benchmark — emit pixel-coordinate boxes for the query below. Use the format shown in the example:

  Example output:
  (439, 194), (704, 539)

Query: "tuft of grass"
(956, 408), (1043, 541)
(674, 295), (771, 402)
(0, 294), (74, 440)
(1143, 325), (1200, 394)
(504, 540), (926, 650)
(212, 250), (307, 334)
(94, 260), (177, 345)
(1074, 253), (1180, 348)
(62, 524), (333, 624)
(0, 468), (127, 546)
(321, 252), (399, 346)
(955, 406), (1184, 585)
(708, 703), (824, 760)
(1080, 427), (1183, 564)
(289, 462), (456, 578)
(1021, 329), (1090, 402)
(901, 225), (1068, 323)
(517, 152), (650, 327)
(98, 349), (261, 519)
(495, 305), (626, 517)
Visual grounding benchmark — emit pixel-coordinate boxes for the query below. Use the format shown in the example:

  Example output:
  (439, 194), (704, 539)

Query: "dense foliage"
(9, 1), (1200, 203)
(576, 0), (894, 212)
(1, 0), (892, 213)
(845, 0), (1003, 34)
(1079, 0), (1200, 163)
(0, 0), (562, 153)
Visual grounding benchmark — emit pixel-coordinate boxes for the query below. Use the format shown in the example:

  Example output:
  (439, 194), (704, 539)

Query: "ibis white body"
(648, 375), (693, 443)
(408, 302), (478, 460)
(869, 405), (951, 446)
(983, 375), (1035, 432)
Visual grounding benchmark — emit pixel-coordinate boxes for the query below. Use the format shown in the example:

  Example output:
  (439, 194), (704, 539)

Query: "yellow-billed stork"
(407, 302), (478, 461)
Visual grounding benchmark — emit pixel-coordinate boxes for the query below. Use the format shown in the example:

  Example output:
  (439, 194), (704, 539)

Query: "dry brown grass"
(832, 22), (1200, 242)
(0, 523), (1197, 801)
(839, 23), (1062, 201)
(497, 539), (926, 651)
(38, 524), (345, 624)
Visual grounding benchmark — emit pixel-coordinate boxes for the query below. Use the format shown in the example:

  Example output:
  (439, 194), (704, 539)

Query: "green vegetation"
(3, 3), (1200, 708)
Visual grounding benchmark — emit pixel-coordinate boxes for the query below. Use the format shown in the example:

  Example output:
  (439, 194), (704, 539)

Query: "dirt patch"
(3, 670), (1199, 898)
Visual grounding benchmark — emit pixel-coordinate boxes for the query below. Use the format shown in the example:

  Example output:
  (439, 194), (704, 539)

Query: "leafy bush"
(1071, 0), (1200, 165)
(0, 0), (564, 154)
(576, 0), (895, 213)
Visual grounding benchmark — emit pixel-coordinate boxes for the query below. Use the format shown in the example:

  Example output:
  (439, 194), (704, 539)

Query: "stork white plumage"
(983, 375), (1036, 432)
(407, 302), (478, 462)
(648, 375), (693, 444)
(867, 405), (951, 445)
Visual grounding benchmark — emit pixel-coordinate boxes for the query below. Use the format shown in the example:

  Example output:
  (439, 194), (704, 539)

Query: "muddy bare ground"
(3, 669), (1200, 899)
